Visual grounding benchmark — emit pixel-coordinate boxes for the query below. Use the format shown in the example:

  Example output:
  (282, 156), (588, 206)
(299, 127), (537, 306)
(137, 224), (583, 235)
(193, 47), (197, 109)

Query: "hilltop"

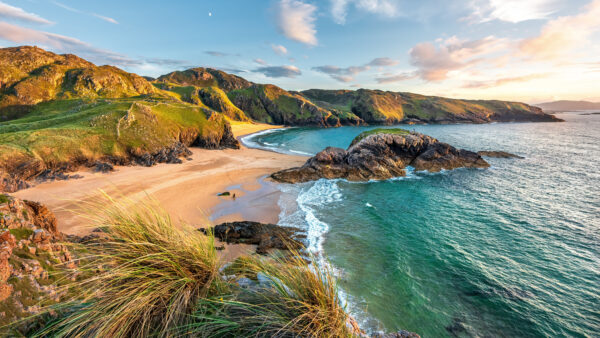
(156, 69), (561, 126)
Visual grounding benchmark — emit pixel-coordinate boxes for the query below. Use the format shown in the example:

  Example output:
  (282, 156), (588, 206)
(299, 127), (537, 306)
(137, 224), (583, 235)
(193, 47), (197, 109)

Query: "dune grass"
(33, 194), (228, 337)
(18, 194), (354, 337)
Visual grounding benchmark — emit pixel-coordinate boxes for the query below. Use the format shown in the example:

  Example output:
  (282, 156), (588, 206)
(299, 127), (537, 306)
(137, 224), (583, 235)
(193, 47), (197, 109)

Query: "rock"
(375, 330), (421, 338)
(237, 277), (254, 288)
(205, 221), (304, 255)
(93, 162), (114, 173)
(131, 142), (193, 167)
(23, 200), (60, 238)
(271, 129), (490, 183)
(477, 150), (524, 159)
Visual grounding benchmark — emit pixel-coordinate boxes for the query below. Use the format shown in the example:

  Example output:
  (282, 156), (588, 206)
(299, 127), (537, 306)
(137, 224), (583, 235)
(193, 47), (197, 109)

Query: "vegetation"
(18, 196), (353, 338)
(352, 128), (411, 144)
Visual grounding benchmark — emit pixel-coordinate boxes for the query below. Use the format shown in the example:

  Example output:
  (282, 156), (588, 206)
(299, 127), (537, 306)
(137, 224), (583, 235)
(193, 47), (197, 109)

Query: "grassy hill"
(0, 46), (563, 192)
(0, 48), (238, 193)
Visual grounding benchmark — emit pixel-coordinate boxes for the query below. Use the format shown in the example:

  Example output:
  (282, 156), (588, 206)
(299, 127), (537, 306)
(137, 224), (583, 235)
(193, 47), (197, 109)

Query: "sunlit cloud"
(271, 44), (288, 55)
(465, 0), (561, 23)
(254, 58), (268, 65)
(519, 0), (600, 60)
(0, 1), (53, 24)
(275, 0), (317, 46)
(375, 72), (416, 84)
(52, 1), (118, 25)
(92, 13), (118, 24)
(463, 73), (551, 89)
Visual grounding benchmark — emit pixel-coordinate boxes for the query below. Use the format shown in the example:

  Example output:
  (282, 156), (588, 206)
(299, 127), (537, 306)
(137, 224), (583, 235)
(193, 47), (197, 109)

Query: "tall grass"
(35, 193), (228, 337)
(194, 251), (354, 337)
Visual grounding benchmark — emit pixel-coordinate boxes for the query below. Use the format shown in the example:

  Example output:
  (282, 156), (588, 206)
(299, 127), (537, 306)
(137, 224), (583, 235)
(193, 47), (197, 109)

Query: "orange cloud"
(463, 73), (550, 89)
(520, 0), (600, 60)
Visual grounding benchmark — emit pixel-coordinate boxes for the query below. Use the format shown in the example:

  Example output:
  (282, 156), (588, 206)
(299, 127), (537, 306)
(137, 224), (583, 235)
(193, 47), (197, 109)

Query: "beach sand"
(13, 123), (306, 243)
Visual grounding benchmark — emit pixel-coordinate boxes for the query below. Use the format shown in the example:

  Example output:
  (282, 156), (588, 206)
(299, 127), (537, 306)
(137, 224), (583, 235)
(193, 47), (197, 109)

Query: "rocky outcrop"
(477, 151), (524, 159)
(271, 129), (490, 183)
(202, 221), (305, 254)
(0, 195), (77, 325)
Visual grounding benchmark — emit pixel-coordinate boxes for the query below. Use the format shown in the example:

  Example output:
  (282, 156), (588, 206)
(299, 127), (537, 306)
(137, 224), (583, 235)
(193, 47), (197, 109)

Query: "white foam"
(289, 149), (314, 156)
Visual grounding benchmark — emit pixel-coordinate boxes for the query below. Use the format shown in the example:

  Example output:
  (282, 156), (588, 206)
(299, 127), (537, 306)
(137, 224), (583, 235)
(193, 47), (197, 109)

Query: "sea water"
(244, 113), (600, 337)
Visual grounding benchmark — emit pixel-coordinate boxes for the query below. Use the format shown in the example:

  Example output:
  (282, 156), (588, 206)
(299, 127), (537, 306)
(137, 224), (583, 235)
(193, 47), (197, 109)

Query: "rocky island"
(271, 128), (491, 183)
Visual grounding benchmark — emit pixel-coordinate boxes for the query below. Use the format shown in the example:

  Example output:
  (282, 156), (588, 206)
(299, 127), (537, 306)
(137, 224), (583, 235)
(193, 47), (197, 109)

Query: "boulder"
(271, 129), (490, 183)
(202, 221), (304, 254)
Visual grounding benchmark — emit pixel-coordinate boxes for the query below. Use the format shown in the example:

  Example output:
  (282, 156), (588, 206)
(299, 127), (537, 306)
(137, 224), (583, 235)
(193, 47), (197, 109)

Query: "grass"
(9, 228), (33, 240)
(0, 193), (9, 204)
(33, 194), (228, 337)
(11, 194), (355, 337)
(352, 127), (411, 144)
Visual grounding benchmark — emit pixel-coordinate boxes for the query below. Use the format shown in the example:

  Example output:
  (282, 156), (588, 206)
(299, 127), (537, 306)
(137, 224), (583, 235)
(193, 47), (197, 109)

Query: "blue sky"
(1, 0), (599, 103)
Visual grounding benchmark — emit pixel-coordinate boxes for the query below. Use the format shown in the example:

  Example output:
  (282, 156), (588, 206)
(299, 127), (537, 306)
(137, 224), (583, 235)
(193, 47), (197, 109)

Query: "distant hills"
(0, 46), (564, 192)
(535, 100), (600, 112)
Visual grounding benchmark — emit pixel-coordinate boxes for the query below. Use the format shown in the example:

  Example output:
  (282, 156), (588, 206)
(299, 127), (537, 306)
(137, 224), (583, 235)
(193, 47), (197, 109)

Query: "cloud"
(254, 58), (268, 65)
(375, 72), (416, 84)
(466, 0), (561, 23)
(217, 67), (248, 74)
(205, 51), (228, 57)
(312, 64), (370, 82)
(275, 0), (317, 46)
(0, 21), (187, 70)
(92, 13), (118, 24)
(409, 35), (507, 81)
(52, 1), (118, 25)
(463, 73), (550, 88)
(367, 57), (398, 66)
(254, 65), (301, 78)
(0, 1), (53, 24)
(519, 0), (600, 60)
(271, 44), (288, 55)
(331, 0), (400, 24)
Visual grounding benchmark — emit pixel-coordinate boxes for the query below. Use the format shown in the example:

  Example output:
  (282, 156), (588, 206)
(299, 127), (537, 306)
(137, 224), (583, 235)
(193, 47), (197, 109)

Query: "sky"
(0, 0), (599, 103)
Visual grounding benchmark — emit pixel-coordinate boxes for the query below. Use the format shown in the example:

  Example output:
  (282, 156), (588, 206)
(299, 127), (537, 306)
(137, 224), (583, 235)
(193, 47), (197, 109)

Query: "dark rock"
(130, 142), (192, 167)
(205, 221), (304, 255)
(93, 162), (114, 173)
(217, 191), (231, 196)
(477, 151), (524, 159)
(375, 330), (421, 338)
(271, 130), (489, 183)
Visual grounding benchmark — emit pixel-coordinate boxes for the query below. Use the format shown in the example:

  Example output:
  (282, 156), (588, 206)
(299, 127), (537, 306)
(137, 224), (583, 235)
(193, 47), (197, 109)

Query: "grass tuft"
(34, 193), (227, 337)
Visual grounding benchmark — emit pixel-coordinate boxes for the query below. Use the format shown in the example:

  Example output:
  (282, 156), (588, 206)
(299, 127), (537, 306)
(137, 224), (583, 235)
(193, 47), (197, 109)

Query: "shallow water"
(247, 113), (600, 337)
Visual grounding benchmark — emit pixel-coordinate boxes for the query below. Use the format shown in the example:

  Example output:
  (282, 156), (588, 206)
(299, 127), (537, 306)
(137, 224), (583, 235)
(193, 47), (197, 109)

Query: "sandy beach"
(13, 123), (306, 239)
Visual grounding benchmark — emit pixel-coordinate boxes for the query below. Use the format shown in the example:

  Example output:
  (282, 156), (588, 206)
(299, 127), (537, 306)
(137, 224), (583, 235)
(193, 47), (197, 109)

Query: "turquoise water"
(244, 113), (600, 337)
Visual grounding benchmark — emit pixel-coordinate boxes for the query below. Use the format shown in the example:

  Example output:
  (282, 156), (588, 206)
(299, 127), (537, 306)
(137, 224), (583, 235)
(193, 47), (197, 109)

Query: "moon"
(208, 12), (212, 17)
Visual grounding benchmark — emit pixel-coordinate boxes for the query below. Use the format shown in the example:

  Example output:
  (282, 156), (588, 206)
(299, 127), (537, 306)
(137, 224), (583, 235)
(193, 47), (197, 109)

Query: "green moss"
(9, 228), (33, 240)
(0, 194), (9, 204)
(352, 128), (410, 143)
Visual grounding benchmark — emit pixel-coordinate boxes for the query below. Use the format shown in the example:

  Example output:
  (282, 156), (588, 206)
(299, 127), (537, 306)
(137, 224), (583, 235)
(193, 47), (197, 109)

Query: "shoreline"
(13, 122), (307, 238)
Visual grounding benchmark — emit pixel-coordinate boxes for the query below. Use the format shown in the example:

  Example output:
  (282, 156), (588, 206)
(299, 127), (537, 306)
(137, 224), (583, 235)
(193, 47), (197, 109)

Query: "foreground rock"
(477, 151), (524, 159)
(202, 221), (305, 254)
(0, 195), (77, 326)
(271, 129), (490, 183)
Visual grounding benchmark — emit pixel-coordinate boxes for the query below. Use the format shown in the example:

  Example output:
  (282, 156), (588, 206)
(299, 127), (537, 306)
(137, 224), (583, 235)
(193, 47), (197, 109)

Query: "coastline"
(13, 122), (307, 237)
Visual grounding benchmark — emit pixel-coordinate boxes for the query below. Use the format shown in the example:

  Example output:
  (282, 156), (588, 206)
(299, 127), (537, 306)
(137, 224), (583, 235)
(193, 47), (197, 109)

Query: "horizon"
(0, 0), (599, 104)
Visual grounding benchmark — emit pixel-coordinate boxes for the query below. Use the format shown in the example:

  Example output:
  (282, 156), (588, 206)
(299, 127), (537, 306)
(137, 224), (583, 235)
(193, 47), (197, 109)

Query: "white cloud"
(0, 1), (53, 24)
(467, 0), (561, 23)
(271, 44), (288, 55)
(92, 13), (118, 24)
(254, 58), (269, 65)
(52, 1), (118, 25)
(331, 0), (400, 24)
(275, 0), (317, 46)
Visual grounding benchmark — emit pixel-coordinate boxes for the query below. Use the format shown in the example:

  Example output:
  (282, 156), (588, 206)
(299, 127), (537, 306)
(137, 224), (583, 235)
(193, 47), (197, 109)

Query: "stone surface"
(202, 221), (304, 254)
(271, 130), (490, 183)
(477, 150), (524, 159)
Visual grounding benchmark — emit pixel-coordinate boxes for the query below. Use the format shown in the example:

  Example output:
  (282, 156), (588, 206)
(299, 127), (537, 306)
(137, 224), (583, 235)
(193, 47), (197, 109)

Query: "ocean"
(243, 112), (600, 337)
